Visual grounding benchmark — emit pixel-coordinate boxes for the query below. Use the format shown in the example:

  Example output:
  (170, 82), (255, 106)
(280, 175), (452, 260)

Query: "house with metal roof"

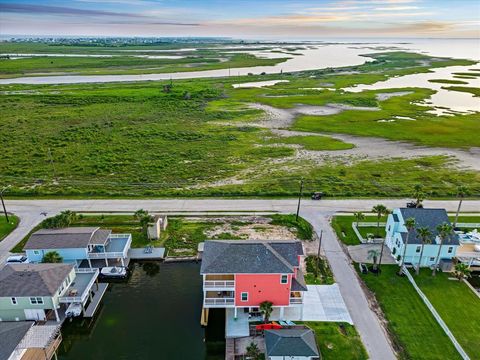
(24, 227), (132, 268)
(200, 240), (307, 323)
(0, 263), (101, 322)
(265, 328), (320, 360)
(385, 208), (459, 269)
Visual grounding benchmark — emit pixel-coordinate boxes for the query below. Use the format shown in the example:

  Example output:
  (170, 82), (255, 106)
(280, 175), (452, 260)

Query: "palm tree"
(372, 204), (389, 273)
(415, 227), (432, 275)
(134, 209), (154, 236)
(259, 301), (273, 323)
(454, 263), (472, 280)
(354, 212), (365, 227)
(367, 249), (380, 273)
(398, 217), (416, 275)
(41, 251), (63, 263)
(413, 184), (424, 208)
(433, 222), (453, 276)
(246, 342), (261, 360)
(453, 186), (468, 228)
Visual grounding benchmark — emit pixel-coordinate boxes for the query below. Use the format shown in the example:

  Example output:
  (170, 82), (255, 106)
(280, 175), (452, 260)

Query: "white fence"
(204, 298), (235, 306)
(402, 266), (470, 360)
(352, 222), (386, 244)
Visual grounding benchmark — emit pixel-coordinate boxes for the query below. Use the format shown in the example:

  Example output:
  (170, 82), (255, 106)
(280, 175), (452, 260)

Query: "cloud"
(374, 6), (420, 10)
(0, 3), (200, 25)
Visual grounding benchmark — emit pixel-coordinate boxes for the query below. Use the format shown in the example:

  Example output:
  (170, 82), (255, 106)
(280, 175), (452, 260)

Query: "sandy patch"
(375, 91), (413, 101)
(232, 80), (289, 88)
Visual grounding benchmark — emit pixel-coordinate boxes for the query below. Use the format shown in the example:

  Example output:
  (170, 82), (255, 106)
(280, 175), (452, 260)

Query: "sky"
(0, 0), (479, 39)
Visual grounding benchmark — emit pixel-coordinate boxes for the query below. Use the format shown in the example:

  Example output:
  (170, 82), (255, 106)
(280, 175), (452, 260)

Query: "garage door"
(24, 309), (46, 321)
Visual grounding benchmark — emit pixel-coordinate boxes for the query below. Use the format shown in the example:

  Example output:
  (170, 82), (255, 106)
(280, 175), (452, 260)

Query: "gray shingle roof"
(291, 269), (308, 291)
(265, 328), (319, 357)
(200, 240), (303, 274)
(24, 227), (110, 250)
(399, 208), (459, 245)
(0, 263), (74, 297)
(0, 322), (34, 360)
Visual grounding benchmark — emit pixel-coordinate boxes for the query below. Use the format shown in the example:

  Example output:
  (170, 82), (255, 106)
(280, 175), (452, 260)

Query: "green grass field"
(331, 215), (388, 245)
(0, 215), (19, 241)
(359, 266), (461, 360)
(303, 322), (368, 360)
(414, 270), (480, 359)
(1, 50), (479, 198)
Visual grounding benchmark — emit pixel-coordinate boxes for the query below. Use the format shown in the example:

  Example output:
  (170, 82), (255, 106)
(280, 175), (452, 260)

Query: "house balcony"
(204, 291), (235, 307)
(59, 268), (99, 304)
(289, 291), (303, 305)
(88, 234), (131, 259)
(203, 274), (235, 290)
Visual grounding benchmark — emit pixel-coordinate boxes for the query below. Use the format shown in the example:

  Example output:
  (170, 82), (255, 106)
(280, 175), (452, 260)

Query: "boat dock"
(128, 247), (165, 260)
(84, 283), (109, 318)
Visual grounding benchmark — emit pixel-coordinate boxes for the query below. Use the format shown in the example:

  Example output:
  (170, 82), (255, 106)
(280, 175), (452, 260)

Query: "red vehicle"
(256, 323), (283, 331)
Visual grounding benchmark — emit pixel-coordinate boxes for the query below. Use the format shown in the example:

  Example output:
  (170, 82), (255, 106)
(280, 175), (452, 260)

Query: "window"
(33, 250), (40, 255)
(30, 297), (44, 305)
(11, 297), (17, 305)
(416, 246), (421, 253)
(281, 275), (288, 284)
(241, 292), (248, 302)
(448, 247), (453, 254)
(388, 225), (391, 232)
(429, 257), (435, 261)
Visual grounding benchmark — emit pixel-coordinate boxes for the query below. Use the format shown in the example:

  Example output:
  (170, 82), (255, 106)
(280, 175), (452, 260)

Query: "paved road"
(2, 198), (479, 359)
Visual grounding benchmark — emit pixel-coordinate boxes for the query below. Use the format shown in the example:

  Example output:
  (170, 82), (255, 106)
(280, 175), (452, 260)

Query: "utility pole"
(316, 230), (323, 273)
(0, 187), (9, 223)
(295, 179), (304, 222)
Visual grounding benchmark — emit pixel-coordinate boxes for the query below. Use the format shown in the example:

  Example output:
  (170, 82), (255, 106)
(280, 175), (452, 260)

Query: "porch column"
(96, 277), (99, 291)
(89, 292), (93, 302)
(469, 258), (474, 268)
(105, 257), (108, 267)
(234, 307), (237, 319)
(279, 306), (285, 320)
(81, 303), (85, 316)
(54, 307), (60, 323)
(300, 305), (304, 320)
(121, 257), (125, 267)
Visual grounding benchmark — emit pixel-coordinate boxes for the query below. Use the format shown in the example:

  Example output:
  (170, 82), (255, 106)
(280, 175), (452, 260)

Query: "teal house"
(385, 208), (459, 269)
(24, 227), (132, 268)
(0, 263), (99, 322)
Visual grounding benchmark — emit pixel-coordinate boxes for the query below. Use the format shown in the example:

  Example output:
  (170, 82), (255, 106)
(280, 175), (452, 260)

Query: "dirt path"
(250, 103), (480, 171)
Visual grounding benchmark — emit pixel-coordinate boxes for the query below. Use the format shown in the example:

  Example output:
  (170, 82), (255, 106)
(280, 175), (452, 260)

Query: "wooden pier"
(200, 307), (209, 326)
(225, 338), (235, 360)
(84, 283), (109, 318)
(128, 247), (165, 260)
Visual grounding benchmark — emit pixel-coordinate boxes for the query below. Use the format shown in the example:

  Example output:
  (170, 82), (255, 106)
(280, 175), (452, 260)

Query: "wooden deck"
(128, 247), (165, 260)
(225, 338), (235, 360)
(84, 283), (108, 318)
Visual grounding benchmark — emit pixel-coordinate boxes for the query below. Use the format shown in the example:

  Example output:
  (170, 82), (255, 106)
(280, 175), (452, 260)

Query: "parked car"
(359, 263), (368, 274)
(6, 255), (28, 264)
(406, 201), (423, 208)
(311, 192), (324, 200)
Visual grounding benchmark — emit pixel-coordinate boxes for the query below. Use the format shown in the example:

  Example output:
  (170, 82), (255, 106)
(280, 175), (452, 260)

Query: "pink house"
(200, 240), (307, 320)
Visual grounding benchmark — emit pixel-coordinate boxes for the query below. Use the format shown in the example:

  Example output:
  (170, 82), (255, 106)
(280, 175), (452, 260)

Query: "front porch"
(204, 291), (235, 307)
(18, 324), (62, 360)
(87, 234), (131, 266)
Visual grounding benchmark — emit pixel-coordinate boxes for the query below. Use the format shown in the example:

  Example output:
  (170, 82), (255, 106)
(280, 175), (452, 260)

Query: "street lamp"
(0, 186), (11, 223)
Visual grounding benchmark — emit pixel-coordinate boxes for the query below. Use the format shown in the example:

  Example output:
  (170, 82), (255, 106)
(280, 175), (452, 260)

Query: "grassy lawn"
(359, 265), (461, 360)
(302, 322), (368, 360)
(414, 270), (480, 359)
(0, 215), (19, 241)
(331, 215), (387, 245)
(269, 214), (314, 240)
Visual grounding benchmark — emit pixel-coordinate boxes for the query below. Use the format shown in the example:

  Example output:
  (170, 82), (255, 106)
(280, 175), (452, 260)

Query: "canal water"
(58, 262), (224, 360)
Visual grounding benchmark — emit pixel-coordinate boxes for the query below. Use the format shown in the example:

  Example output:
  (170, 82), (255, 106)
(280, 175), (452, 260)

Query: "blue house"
(24, 227), (132, 268)
(385, 208), (459, 269)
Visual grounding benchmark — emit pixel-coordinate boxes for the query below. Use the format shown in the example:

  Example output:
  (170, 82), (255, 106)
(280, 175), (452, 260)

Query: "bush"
(270, 214), (313, 240)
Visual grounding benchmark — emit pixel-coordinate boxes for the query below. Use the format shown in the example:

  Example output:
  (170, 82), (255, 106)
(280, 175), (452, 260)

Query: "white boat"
(65, 303), (82, 318)
(100, 266), (128, 278)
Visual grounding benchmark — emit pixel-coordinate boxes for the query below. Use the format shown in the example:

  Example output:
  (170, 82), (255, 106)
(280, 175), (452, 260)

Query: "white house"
(385, 208), (459, 269)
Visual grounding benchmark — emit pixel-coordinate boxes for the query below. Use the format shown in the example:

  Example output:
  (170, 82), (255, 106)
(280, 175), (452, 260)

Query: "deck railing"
(289, 297), (303, 304)
(204, 298), (235, 306)
(204, 280), (235, 289)
(88, 251), (125, 259)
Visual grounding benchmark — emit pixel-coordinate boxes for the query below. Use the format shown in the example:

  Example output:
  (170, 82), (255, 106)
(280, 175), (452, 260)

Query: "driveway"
(302, 284), (353, 323)
(347, 244), (397, 265)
